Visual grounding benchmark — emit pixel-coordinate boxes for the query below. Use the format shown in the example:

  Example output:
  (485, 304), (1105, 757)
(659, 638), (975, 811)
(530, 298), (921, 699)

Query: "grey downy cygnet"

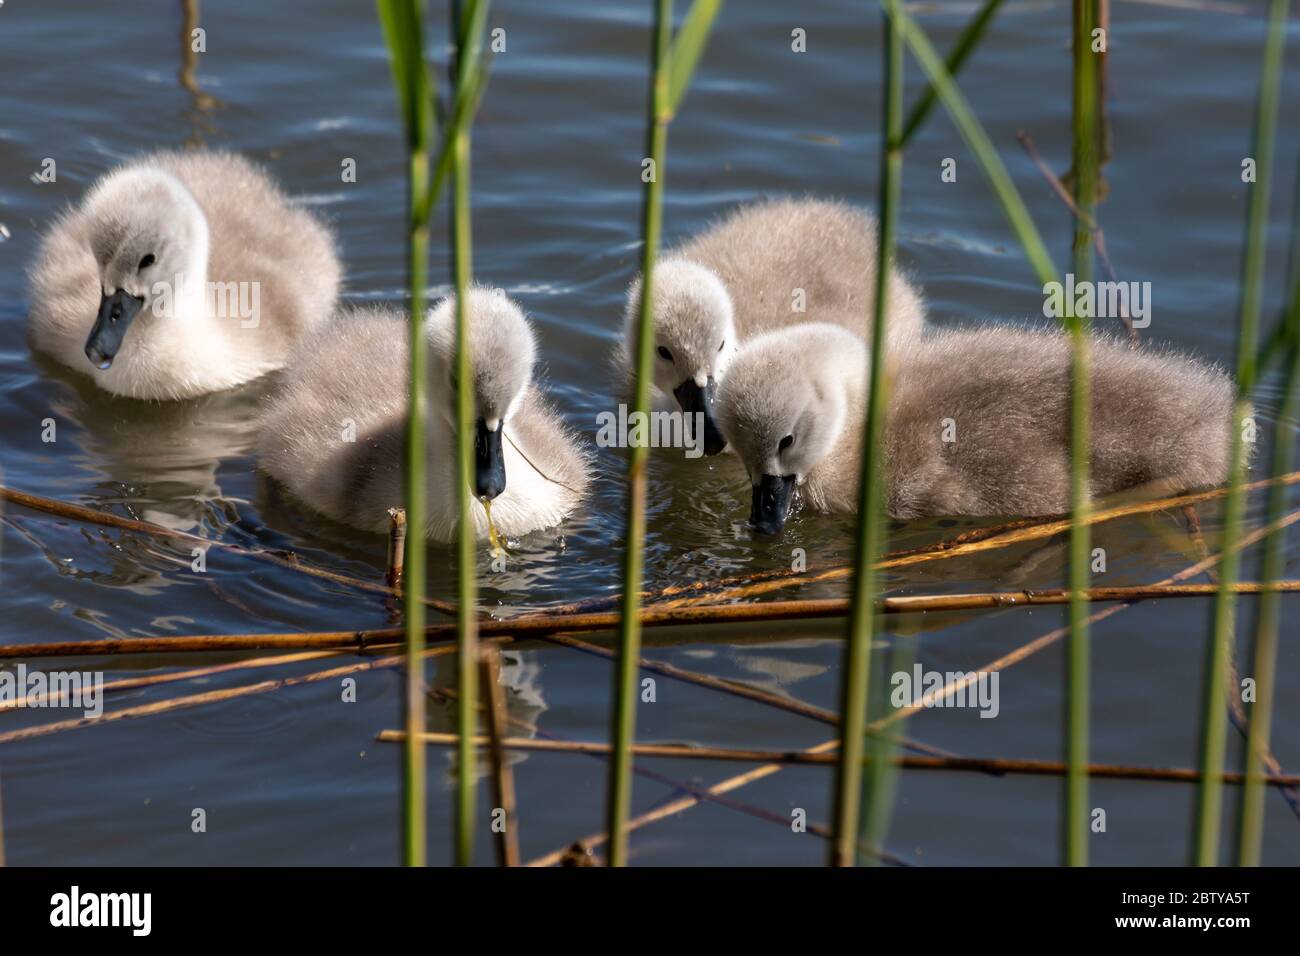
(618, 197), (926, 455)
(28, 150), (340, 400)
(715, 322), (1238, 535)
(258, 287), (591, 542)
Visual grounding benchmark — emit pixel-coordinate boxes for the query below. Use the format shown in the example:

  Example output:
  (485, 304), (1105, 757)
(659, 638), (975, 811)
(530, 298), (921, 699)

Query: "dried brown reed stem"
(6, 577), (1294, 661)
(13, 476), (1289, 628)
(1182, 510), (1300, 822)
(542, 512), (1073, 616)
(382, 732), (1300, 787)
(386, 508), (407, 591)
(0, 485), (455, 615)
(872, 508), (1300, 732)
(0, 639), (511, 747)
(524, 735), (844, 868)
(540, 504), (1143, 617)
(432, 685), (904, 865)
(540, 632), (953, 759)
(0, 628), (416, 660)
(525, 505), (1300, 864)
(0, 599), (843, 660)
(886, 581), (1300, 610)
(479, 647), (519, 867)
(0, 650), (343, 712)
(658, 472), (1300, 607)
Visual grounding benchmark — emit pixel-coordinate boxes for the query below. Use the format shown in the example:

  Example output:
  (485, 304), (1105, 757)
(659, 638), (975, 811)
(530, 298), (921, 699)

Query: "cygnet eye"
(778, 434), (794, 452)
(657, 346), (673, 362)
(138, 253), (156, 271)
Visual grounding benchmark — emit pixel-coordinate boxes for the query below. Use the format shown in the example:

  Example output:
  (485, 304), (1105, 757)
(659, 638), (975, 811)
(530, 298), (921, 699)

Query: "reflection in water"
(179, 0), (224, 144)
(33, 352), (272, 532)
(427, 650), (548, 781)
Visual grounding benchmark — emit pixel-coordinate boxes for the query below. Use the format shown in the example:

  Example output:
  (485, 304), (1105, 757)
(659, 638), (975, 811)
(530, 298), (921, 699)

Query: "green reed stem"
(862, 635), (916, 859)
(607, 0), (672, 869)
(405, 150), (431, 869)
(899, 0), (1003, 148)
(378, 0), (490, 868)
(1065, 0), (1100, 868)
(451, 136), (477, 868)
(837, 1), (1067, 866)
(1237, 165), (1300, 866)
(831, 0), (903, 868)
(450, 0), (489, 869)
(420, 0), (493, 225)
(895, 1), (1116, 866)
(377, 0), (435, 869)
(1195, 0), (1288, 868)
(892, 7), (1057, 288)
(665, 0), (722, 117)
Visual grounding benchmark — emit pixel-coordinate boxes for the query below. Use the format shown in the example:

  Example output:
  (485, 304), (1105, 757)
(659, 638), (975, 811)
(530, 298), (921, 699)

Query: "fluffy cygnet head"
(426, 286), (537, 501)
(80, 167), (210, 369)
(625, 258), (736, 455)
(715, 324), (866, 535)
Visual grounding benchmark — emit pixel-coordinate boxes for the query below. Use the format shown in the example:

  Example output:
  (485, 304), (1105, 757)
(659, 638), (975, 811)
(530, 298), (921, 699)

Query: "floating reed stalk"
(831, 0), (903, 869)
(377, 0), (436, 868)
(879, 512), (1300, 746)
(1065, 0), (1101, 868)
(539, 631), (954, 758)
(0, 649), (343, 711)
(427, 684), (861, 864)
(0, 640), (511, 748)
(5, 580), (1297, 660)
(381, 732), (1300, 788)
(534, 507), (1300, 859)
(551, 470), (1300, 614)
(538, 736), (847, 867)
(696, 471), (1300, 605)
(899, 0), (1003, 146)
(1195, 0), (1289, 868)
(435, 688), (881, 866)
(1237, 160), (1300, 866)
(448, 0), (491, 869)
(8, 472), (1295, 626)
